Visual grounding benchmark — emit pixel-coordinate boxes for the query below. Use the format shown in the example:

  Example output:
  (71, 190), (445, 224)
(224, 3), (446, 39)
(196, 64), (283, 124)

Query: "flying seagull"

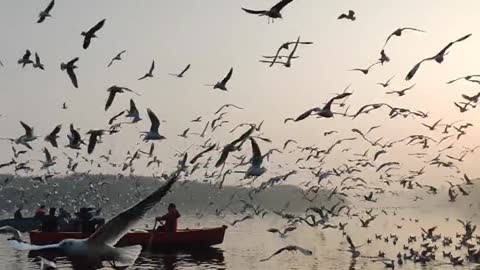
(406, 33), (472, 81)
(205, 68), (233, 91)
(81, 19), (106, 49)
(44, 125), (61, 148)
(383, 27), (426, 49)
(350, 61), (381, 75)
(37, 0), (54, 23)
(107, 50), (126, 67)
(242, 0), (294, 23)
(295, 92), (352, 121)
(266, 40), (313, 67)
(260, 245), (312, 262)
(245, 137), (267, 178)
(86, 130), (105, 154)
(138, 60), (155, 80)
(386, 84), (416, 96)
(141, 109), (166, 141)
(33, 52), (44, 70)
(169, 64), (191, 78)
(338, 10), (356, 21)
(18, 50), (33, 67)
(60, 57), (79, 88)
(105, 85), (139, 111)
(126, 99), (141, 123)
(260, 36), (301, 68)
(6, 170), (181, 267)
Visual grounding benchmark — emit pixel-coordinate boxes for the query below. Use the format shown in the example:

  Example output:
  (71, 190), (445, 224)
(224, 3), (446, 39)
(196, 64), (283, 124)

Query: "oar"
(147, 220), (157, 249)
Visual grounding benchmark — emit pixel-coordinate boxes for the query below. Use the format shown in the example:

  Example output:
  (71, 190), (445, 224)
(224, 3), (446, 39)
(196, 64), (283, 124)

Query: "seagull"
(350, 61), (381, 75)
(260, 245), (312, 262)
(108, 111), (125, 125)
(16, 121), (37, 148)
(215, 126), (255, 167)
(105, 85), (139, 111)
(266, 40), (313, 67)
(241, 0), (294, 23)
(33, 52), (44, 70)
(295, 92), (352, 121)
(379, 49), (390, 65)
(245, 137), (267, 178)
(386, 84), (416, 96)
(18, 50), (33, 67)
(446, 74), (480, 84)
(37, 0), (54, 23)
(66, 124), (82, 149)
(267, 226), (297, 238)
(383, 27), (426, 48)
(205, 67), (233, 91)
(215, 104), (243, 114)
(86, 130), (105, 154)
(40, 147), (56, 170)
(141, 109), (166, 141)
(7, 170), (181, 267)
(107, 50), (126, 67)
(178, 128), (190, 138)
(60, 57), (79, 88)
(0, 226), (23, 242)
(138, 60), (155, 80)
(81, 19), (106, 49)
(44, 125), (61, 148)
(406, 33), (472, 81)
(126, 99), (142, 123)
(261, 36), (301, 68)
(338, 10), (356, 21)
(377, 75), (395, 88)
(169, 64), (191, 78)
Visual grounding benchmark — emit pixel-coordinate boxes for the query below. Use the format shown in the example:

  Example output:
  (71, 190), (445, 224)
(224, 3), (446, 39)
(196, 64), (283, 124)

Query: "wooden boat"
(0, 217), (41, 232)
(30, 226), (227, 249)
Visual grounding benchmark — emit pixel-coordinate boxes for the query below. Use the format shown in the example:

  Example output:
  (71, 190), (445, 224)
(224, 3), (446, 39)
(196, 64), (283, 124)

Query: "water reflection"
(27, 247), (225, 270)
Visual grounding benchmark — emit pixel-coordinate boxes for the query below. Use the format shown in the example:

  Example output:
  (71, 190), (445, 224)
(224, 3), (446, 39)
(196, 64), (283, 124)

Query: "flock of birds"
(1, 0), (480, 269)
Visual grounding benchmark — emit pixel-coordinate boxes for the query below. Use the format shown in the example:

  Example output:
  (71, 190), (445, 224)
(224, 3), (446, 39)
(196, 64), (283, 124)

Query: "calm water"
(1, 207), (480, 270)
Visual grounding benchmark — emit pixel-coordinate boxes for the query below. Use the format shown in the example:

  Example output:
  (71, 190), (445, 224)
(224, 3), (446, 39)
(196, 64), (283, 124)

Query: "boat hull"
(30, 226), (227, 248)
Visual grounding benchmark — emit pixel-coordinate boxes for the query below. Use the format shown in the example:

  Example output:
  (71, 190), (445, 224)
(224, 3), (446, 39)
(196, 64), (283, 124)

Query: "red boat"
(30, 226), (227, 249)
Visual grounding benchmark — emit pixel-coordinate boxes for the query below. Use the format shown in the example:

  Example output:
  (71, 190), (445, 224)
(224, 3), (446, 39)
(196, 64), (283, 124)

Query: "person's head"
(168, 203), (176, 212)
(40, 205), (45, 209)
(49, 208), (56, 216)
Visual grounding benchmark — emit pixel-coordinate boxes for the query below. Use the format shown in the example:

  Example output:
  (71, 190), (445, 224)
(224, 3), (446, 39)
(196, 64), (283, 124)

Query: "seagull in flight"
(245, 137), (267, 178)
(44, 125), (61, 148)
(386, 84), (416, 96)
(265, 39), (313, 67)
(260, 245), (312, 262)
(260, 36), (301, 68)
(126, 99), (142, 123)
(16, 121), (37, 148)
(32, 52), (44, 70)
(383, 27), (426, 48)
(241, 0), (294, 23)
(138, 60), (155, 80)
(141, 109), (166, 141)
(377, 75), (395, 88)
(18, 50), (33, 67)
(6, 170), (181, 268)
(406, 33), (472, 81)
(37, 0), (54, 23)
(66, 124), (83, 149)
(205, 67), (233, 91)
(81, 19), (106, 49)
(60, 57), (79, 88)
(350, 61), (381, 75)
(105, 86), (140, 111)
(295, 93), (352, 121)
(107, 50), (126, 67)
(169, 64), (191, 78)
(338, 10), (356, 21)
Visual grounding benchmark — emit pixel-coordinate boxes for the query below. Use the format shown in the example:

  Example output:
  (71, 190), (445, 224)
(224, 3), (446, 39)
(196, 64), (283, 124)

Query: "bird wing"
(108, 111), (124, 125)
(129, 99), (138, 114)
(35, 53), (40, 65)
(87, 134), (97, 154)
(250, 137), (263, 167)
(190, 144), (216, 164)
(346, 235), (355, 249)
(51, 125), (61, 136)
(147, 108), (160, 133)
(66, 68), (78, 88)
(221, 68), (233, 85)
(45, 0), (55, 13)
(67, 57), (79, 66)
(272, 0), (293, 12)
(44, 148), (52, 161)
(294, 108), (315, 122)
(20, 121), (33, 136)
(149, 60), (155, 74)
(405, 59), (426, 81)
(88, 171), (179, 246)
(287, 36), (301, 60)
(337, 14), (347, 19)
(179, 64), (190, 76)
(89, 19), (106, 34)
(105, 91), (117, 111)
(241, 8), (266, 14)
(260, 247), (287, 261)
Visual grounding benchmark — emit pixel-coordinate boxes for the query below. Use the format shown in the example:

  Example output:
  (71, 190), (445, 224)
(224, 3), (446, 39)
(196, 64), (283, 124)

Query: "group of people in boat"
(14, 203), (181, 233)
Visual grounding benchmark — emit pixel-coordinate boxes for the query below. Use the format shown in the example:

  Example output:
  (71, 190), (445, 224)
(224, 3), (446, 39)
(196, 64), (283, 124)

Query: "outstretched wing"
(88, 171), (180, 246)
(271, 0), (293, 12)
(147, 108), (160, 133)
(241, 8), (266, 14)
(221, 68), (233, 85)
(250, 137), (263, 167)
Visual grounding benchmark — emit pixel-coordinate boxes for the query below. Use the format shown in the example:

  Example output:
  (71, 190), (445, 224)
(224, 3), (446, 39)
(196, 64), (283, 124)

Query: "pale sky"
(0, 0), (479, 186)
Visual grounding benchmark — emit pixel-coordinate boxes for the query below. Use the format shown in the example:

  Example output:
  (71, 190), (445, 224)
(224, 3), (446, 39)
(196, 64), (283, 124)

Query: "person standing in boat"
(34, 205), (47, 218)
(156, 203), (181, 232)
(41, 208), (59, 232)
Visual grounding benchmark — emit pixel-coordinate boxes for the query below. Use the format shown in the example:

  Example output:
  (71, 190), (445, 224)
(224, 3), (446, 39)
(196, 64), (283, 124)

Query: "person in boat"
(34, 205), (47, 218)
(74, 207), (104, 233)
(41, 208), (59, 232)
(156, 203), (181, 232)
(14, 207), (23, 219)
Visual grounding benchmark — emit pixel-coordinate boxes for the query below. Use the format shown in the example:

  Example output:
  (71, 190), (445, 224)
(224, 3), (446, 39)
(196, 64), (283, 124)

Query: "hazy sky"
(0, 0), (479, 185)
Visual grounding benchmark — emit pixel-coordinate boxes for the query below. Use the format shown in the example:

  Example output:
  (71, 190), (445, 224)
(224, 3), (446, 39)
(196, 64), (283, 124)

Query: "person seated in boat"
(155, 203), (181, 232)
(14, 207), (23, 219)
(34, 205), (47, 218)
(41, 208), (59, 232)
